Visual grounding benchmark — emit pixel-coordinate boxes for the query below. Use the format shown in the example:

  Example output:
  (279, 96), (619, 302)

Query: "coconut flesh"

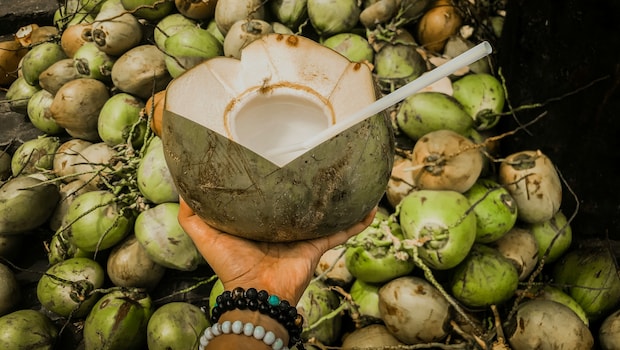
(162, 33), (394, 242)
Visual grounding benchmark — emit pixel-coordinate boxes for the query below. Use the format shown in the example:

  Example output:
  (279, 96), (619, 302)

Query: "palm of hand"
(178, 198), (376, 304)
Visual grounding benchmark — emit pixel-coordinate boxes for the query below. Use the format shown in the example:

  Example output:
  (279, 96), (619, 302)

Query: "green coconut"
(146, 302), (210, 350)
(297, 279), (342, 345)
(552, 244), (620, 321)
(0, 309), (58, 349)
(134, 202), (202, 271)
(464, 177), (518, 243)
(398, 189), (477, 270)
(344, 216), (414, 283)
(83, 289), (153, 350)
(10, 135), (60, 176)
(162, 33), (394, 242)
(36, 257), (105, 318)
(136, 136), (179, 204)
(449, 244), (519, 308)
(20, 42), (68, 86)
(528, 209), (572, 263)
(396, 91), (474, 141)
(322, 32), (374, 63)
(0, 176), (60, 235)
(452, 72), (505, 130)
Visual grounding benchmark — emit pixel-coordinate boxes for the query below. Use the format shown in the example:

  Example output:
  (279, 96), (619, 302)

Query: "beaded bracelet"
(199, 320), (288, 350)
(210, 287), (304, 349)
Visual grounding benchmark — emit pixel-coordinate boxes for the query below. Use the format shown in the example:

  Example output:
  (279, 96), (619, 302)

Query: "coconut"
(505, 300), (594, 350)
(147, 302), (210, 350)
(71, 141), (117, 190)
(373, 36), (427, 92)
(322, 32), (374, 63)
(47, 228), (93, 265)
(341, 324), (405, 349)
(107, 234), (166, 290)
(531, 285), (590, 326)
(452, 73), (506, 130)
(20, 42), (68, 86)
(269, 0), (308, 30)
(174, 0), (217, 20)
(416, 0), (462, 53)
(36, 257), (105, 318)
(600, 309), (620, 350)
(38, 58), (81, 95)
(134, 202), (203, 271)
(162, 33), (394, 242)
(528, 209), (572, 263)
(136, 136), (179, 204)
(5, 76), (41, 114)
(143, 89), (166, 137)
(386, 155), (417, 208)
(349, 278), (382, 321)
(359, 0), (398, 29)
(410, 129), (483, 193)
(83, 289), (153, 350)
(444, 35), (491, 74)
(10, 136), (60, 177)
(49, 78), (110, 141)
(64, 190), (134, 252)
(153, 13), (197, 50)
(315, 246), (354, 287)
(163, 25), (223, 77)
(0, 309), (58, 349)
(297, 279), (342, 345)
(97, 92), (147, 147)
(0, 176), (60, 235)
(344, 216), (415, 283)
(0, 263), (19, 317)
(396, 91), (474, 141)
(60, 22), (92, 57)
(27, 89), (64, 135)
(121, 0), (175, 21)
(307, 0), (361, 36)
(72, 41), (116, 81)
(552, 244), (620, 321)
(398, 189), (477, 270)
(489, 226), (538, 281)
(111, 44), (172, 99)
(52, 138), (93, 182)
(378, 276), (451, 344)
(0, 39), (28, 86)
(449, 244), (519, 308)
(214, 0), (266, 35)
(464, 177), (518, 243)
(91, 0), (143, 56)
(223, 19), (273, 59)
(498, 149), (562, 224)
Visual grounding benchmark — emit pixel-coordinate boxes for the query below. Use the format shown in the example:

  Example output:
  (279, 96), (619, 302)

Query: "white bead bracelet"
(199, 320), (289, 350)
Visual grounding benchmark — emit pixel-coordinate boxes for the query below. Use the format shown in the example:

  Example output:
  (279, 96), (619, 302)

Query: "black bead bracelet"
(210, 287), (305, 349)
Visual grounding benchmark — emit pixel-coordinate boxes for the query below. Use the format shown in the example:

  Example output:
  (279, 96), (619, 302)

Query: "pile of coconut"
(1, 0), (619, 349)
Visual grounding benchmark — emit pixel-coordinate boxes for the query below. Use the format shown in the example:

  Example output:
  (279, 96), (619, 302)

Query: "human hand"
(178, 197), (376, 304)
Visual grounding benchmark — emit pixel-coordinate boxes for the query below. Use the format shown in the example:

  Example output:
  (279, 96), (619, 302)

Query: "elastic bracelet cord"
(210, 287), (305, 349)
(199, 320), (288, 350)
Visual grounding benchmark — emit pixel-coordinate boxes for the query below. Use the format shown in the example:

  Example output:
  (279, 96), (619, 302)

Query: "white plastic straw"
(264, 41), (493, 162)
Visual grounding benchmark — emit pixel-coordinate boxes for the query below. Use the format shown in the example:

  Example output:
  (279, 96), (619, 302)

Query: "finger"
(178, 196), (195, 219)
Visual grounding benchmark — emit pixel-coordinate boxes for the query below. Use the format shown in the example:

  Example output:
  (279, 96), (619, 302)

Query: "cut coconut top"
(164, 34), (376, 166)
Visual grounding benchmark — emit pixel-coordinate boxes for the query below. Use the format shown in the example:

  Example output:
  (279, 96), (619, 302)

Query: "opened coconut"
(163, 33), (394, 242)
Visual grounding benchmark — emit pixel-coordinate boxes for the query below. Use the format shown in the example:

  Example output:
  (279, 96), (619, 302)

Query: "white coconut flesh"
(164, 33), (378, 167)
